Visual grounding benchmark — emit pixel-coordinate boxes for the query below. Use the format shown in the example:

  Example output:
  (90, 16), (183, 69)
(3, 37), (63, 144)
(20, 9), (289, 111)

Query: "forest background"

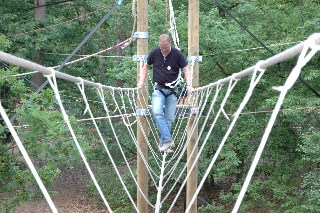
(0, 0), (320, 212)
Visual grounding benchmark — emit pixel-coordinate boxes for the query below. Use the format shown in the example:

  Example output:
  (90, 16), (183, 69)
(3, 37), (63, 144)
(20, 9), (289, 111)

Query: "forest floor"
(11, 164), (186, 213)
(5, 165), (272, 213)
(13, 165), (108, 213)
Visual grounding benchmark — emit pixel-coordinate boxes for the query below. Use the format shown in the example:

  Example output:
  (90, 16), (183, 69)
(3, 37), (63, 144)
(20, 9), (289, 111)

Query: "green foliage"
(0, 70), (83, 210)
(298, 129), (320, 212)
(0, 0), (320, 211)
(87, 163), (135, 213)
(0, 34), (12, 51)
(106, 58), (137, 88)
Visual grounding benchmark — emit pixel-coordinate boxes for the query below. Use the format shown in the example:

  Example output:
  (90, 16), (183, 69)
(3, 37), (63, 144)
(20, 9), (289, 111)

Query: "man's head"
(159, 34), (171, 55)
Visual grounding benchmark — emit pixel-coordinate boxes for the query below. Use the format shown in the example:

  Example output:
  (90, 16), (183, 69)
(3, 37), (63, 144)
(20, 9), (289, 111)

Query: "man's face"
(159, 41), (171, 55)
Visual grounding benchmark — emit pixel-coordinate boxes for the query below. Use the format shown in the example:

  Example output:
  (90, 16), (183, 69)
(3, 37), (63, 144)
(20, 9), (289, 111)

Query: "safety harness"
(155, 75), (184, 97)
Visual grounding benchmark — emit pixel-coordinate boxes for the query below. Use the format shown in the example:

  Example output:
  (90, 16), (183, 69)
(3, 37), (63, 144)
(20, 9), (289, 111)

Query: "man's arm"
(182, 66), (192, 86)
(137, 63), (149, 88)
(182, 66), (194, 93)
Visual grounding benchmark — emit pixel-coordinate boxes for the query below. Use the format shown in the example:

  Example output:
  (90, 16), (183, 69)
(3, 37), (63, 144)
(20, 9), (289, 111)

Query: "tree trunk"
(31, 0), (46, 91)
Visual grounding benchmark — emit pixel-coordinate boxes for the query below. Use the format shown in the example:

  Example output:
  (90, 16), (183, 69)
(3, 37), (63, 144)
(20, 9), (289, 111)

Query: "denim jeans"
(152, 87), (178, 146)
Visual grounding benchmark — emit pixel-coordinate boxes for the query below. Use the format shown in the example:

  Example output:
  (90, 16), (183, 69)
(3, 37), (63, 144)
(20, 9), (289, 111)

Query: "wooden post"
(136, 0), (149, 212)
(32, 0), (46, 91)
(187, 0), (199, 212)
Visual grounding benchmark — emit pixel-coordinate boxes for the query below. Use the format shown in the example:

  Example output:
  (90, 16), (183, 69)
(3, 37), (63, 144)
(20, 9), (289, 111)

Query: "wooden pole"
(187, 0), (199, 212)
(32, 0), (46, 91)
(136, 0), (149, 212)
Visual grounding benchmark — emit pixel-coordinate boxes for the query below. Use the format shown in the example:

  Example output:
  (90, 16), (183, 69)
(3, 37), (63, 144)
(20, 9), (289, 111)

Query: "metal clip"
(133, 55), (148, 62)
(133, 32), (149, 39)
(136, 109), (149, 116)
(187, 56), (203, 62)
(190, 107), (199, 115)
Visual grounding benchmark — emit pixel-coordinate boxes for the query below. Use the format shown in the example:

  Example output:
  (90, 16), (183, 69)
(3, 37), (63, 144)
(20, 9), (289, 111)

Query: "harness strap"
(155, 83), (177, 97)
(164, 75), (184, 88)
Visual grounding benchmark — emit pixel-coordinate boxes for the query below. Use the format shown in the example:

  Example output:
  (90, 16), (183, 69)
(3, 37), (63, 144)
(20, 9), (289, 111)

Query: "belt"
(155, 83), (171, 90)
(155, 83), (177, 97)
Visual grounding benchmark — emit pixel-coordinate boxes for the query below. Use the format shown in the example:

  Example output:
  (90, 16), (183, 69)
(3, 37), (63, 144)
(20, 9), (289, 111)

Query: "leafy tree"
(0, 0), (320, 211)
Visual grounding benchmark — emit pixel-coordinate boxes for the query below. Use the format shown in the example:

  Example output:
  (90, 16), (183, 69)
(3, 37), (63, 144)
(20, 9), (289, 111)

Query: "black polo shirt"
(147, 47), (187, 85)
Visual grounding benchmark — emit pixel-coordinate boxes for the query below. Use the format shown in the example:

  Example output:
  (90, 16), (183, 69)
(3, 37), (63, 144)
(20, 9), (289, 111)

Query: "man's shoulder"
(150, 47), (161, 54)
(171, 47), (184, 55)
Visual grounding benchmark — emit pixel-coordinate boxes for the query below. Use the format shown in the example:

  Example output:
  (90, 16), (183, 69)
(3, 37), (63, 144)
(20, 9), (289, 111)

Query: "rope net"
(0, 32), (319, 212)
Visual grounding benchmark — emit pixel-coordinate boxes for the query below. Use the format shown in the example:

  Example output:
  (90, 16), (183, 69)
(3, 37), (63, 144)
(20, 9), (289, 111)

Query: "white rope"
(133, 91), (163, 166)
(2, 39), (300, 78)
(232, 35), (320, 213)
(45, 71), (113, 212)
(2, 34), (319, 213)
(163, 83), (225, 208)
(138, 58), (162, 146)
(42, 53), (130, 58)
(162, 0), (184, 89)
(117, 91), (138, 127)
(168, 87), (207, 166)
(12, 105), (319, 129)
(161, 87), (215, 199)
(96, 86), (158, 207)
(155, 153), (168, 213)
(166, 79), (238, 212)
(162, 79), (202, 173)
(1, 40), (133, 79)
(171, 89), (201, 158)
(110, 89), (162, 179)
(0, 102), (58, 213)
(0, 33), (319, 213)
(76, 80), (141, 211)
(12, 71), (39, 76)
(33, 40), (303, 58)
(77, 113), (135, 122)
(49, 38), (132, 70)
(116, 90), (139, 144)
(134, 56), (200, 206)
(137, 57), (164, 156)
(170, 86), (213, 165)
(172, 84), (202, 139)
(111, 89), (161, 174)
(186, 61), (266, 213)
(135, 89), (163, 163)
(203, 40), (303, 57)
(168, 0), (180, 49)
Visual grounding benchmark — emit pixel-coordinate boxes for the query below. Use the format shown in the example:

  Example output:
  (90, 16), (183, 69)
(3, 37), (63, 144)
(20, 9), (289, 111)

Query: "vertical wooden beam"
(32, 0), (46, 91)
(187, 0), (199, 212)
(34, 0), (46, 19)
(136, 0), (149, 212)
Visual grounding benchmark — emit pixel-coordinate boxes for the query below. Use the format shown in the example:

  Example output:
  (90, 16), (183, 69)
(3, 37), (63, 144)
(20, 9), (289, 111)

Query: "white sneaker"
(159, 141), (174, 152)
(171, 142), (175, 148)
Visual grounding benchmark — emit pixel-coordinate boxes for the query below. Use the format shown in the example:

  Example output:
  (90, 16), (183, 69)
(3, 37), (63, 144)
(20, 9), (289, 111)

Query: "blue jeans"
(152, 87), (178, 146)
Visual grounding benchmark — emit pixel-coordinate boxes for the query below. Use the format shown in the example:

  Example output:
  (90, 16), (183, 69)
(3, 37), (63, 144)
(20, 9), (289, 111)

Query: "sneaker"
(165, 149), (174, 153)
(171, 142), (175, 148)
(159, 141), (174, 152)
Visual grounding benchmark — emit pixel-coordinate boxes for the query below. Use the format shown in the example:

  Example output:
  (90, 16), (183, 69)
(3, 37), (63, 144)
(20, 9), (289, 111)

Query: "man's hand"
(187, 85), (194, 94)
(137, 63), (149, 89)
(137, 81), (145, 89)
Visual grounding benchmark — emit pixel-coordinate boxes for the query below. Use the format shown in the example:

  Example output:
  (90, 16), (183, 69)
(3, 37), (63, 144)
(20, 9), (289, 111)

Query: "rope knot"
(44, 67), (55, 78)
(255, 60), (266, 72)
(231, 73), (240, 81)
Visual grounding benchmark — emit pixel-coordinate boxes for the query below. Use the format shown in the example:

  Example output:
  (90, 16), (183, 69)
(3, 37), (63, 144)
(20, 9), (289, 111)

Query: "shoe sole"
(159, 141), (174, 152)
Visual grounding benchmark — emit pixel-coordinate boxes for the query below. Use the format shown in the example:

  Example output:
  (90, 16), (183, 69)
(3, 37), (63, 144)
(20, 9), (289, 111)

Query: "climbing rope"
(0, 33), (319, 213)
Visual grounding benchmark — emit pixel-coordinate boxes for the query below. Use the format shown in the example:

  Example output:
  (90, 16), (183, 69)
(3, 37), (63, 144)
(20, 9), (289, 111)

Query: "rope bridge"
(0, 33), (319, 212)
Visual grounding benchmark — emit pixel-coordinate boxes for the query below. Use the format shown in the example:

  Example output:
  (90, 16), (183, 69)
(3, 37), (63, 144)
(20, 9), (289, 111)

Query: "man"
(137, 34), (192, 152)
